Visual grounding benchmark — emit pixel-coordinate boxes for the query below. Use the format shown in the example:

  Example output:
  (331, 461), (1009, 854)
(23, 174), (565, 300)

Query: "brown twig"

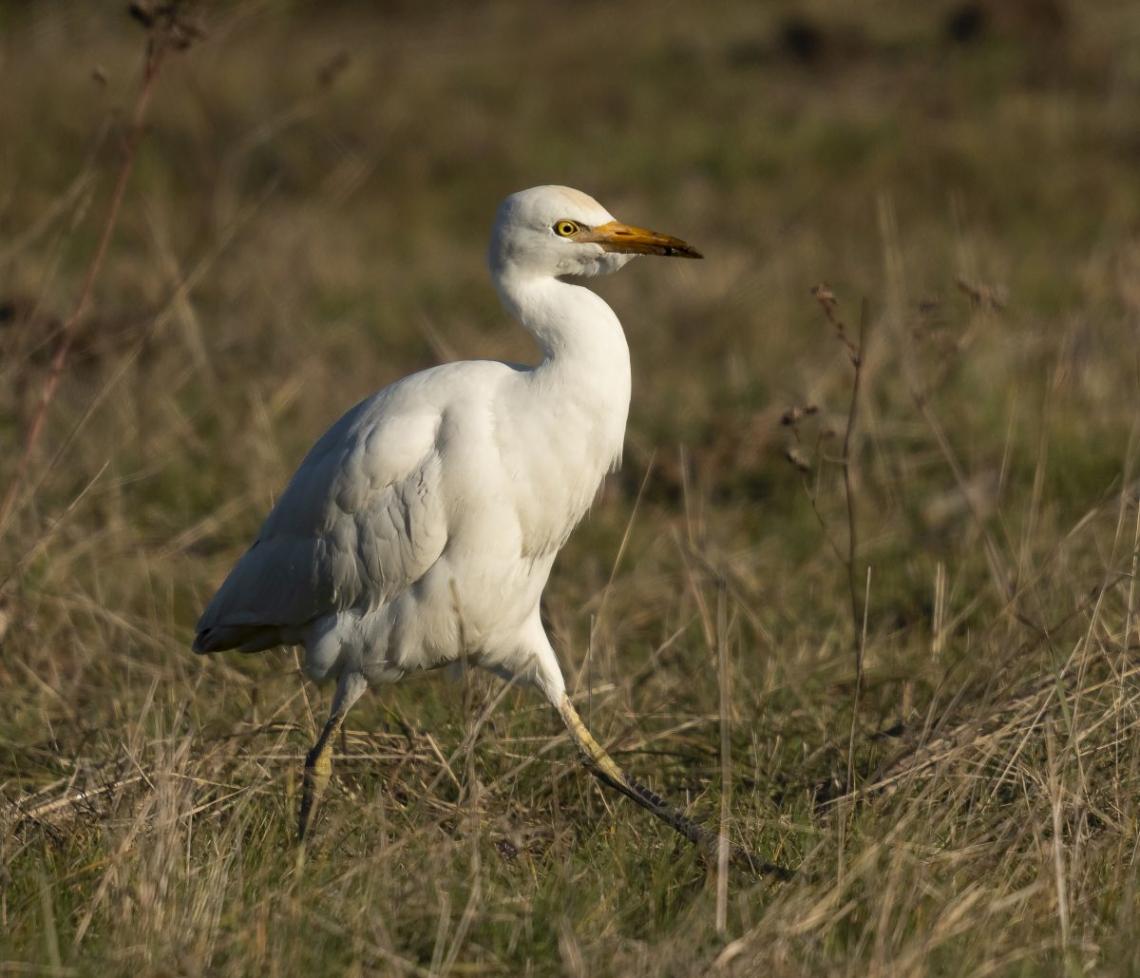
(0, 8), (195, 536)
(715, 579), (731, 934)
(846, 566), (871, 794)
(811, 286), (869, 648)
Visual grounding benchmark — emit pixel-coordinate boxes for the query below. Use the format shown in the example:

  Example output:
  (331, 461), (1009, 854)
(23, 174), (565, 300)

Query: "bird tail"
(193, 624), (281, 655)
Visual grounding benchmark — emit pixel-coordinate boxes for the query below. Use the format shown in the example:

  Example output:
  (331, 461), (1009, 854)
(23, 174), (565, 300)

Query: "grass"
(2, 1), (1139, 975)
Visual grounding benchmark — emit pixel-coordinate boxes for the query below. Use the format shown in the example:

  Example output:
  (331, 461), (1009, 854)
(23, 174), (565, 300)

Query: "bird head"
(488, 185), (702, 281)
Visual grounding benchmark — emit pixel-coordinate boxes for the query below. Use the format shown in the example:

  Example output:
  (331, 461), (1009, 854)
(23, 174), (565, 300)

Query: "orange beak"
(575, 220), (703, 259)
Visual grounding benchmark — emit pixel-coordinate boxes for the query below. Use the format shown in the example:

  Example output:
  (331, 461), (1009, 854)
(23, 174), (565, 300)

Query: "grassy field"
(2, 1), (1139, 974)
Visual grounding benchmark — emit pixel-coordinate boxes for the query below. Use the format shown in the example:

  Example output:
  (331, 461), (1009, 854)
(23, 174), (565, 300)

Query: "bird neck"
(496, 271), (632, 391)
(496, 270), (632, 475)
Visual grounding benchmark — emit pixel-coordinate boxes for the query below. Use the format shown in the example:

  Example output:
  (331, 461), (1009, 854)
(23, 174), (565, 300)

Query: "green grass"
(2, 2), (1140, 975)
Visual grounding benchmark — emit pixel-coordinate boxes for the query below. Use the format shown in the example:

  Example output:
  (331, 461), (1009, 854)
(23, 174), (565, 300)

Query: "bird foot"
(298, 743), (334, 841)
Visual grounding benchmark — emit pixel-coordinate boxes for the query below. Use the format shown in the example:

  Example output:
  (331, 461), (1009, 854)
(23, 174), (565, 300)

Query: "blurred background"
(2, 2), (1139, 975)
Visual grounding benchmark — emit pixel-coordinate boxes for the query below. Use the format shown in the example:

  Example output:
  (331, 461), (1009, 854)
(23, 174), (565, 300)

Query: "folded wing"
(194, 390), (448, 654)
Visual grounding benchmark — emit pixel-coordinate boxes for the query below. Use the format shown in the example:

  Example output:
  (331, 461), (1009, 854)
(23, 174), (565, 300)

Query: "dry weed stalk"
(0, 3), (201, 536)
(715, 580), (731, 935)
(783, 286), (871, 793)
(809, 284), (870, 653)
(781, 286), (870, 653)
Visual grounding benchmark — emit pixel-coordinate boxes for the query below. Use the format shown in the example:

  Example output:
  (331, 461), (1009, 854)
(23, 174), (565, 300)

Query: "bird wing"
(194, 381), (449, 653)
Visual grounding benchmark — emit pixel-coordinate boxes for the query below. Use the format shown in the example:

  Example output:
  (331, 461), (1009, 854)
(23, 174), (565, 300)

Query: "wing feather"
(194, 383), (448, 653)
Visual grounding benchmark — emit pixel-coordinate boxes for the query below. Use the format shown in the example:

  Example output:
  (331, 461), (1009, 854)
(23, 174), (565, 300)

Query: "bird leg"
(298, 671), (367, 842)
(557, 693), (791, 880)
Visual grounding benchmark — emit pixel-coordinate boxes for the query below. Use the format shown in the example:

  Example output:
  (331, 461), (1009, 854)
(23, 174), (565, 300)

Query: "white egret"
(194, 186), (781, 874)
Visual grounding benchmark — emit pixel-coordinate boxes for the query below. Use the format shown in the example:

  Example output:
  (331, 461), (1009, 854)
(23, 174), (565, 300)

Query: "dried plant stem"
(0, 41), (169, 536)
(847, 566), (872, 794)
(715, 580), (731, 936)
(840, 304), (869, 651)
(1045, 725), (1070, 950)
(810, 287), (870, 660)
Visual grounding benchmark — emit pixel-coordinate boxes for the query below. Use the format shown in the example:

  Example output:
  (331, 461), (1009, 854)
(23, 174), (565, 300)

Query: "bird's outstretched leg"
(557, 693), (792, 880)
(298, 670), (367, 842)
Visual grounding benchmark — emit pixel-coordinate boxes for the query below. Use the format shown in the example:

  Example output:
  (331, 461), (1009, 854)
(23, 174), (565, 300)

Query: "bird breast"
(496, 369), (629, 559)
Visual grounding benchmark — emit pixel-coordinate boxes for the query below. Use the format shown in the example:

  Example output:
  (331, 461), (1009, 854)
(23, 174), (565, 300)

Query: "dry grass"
(2, 2), (1140, 975)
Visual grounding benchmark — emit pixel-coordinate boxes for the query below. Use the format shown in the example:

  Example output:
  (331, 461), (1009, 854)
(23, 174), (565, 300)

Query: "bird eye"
(553, 220), (580, 237)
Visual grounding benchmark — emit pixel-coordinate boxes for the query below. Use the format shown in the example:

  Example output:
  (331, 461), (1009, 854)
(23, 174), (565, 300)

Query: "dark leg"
(298, 671), (367, 842)
(557, 693), (791, 880)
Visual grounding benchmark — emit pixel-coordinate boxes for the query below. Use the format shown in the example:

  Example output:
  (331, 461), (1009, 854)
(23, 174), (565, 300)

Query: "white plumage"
(194, 186), (774, 869)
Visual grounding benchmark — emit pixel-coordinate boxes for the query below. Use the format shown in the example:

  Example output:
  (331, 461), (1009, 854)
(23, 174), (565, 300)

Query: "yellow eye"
(553, 220), (580, 237)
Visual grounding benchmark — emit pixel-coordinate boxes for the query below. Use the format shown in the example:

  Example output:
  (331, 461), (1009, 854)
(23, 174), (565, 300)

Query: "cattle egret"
(194, 186), (779, 874)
